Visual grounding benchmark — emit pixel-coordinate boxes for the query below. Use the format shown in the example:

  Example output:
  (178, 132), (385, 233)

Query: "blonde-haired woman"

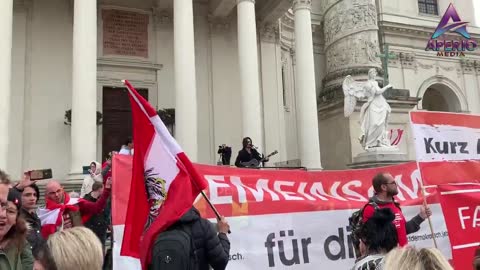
(33, 227), (103, 270)
(383, 247), (452, 270)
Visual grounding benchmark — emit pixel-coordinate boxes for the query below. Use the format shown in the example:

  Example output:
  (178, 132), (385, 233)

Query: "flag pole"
(421, 185), (438, 248)
(409, 111), (437, 248)
(200, 190), (231, 234)
(416, 156), (438, 248)
(416, 156), (437, 248)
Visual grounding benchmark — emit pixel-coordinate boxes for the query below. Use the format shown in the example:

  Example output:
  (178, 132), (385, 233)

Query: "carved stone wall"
(321, 0), (381, 101)
(258, 23), (279, 43)
(323, 1), (377, 48)
(325, 31), (380, 73)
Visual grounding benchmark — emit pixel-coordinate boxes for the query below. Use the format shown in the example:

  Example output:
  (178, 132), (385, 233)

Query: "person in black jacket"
(217, 144), (232, 165)
(83, 181), (109, 248)
(15, 175), (44, 254)
(234, 137), (268, 168)
(151, 207), (231, 270)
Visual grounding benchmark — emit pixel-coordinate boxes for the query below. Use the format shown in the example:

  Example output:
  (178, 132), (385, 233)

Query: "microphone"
(252, 145), (258, 150)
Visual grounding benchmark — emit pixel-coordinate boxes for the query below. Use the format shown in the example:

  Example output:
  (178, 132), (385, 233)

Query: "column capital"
(237, 0), (255, 4)
(475, 60), (480, 75)
(208, 15), (231, 33)
(460, 59), (476, 74)
(258, 23), (279, 43)
(153, 8), (172, 25)
(292, 0), (312, 11)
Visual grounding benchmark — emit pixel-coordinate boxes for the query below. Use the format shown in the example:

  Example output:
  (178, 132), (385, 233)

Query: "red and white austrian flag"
(38, 198), (79, 226)
(120, 80), (208, 270)
(410, 111), (480, 185)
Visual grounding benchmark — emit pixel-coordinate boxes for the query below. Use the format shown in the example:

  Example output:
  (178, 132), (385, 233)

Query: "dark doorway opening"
(102, 87), (148, 160)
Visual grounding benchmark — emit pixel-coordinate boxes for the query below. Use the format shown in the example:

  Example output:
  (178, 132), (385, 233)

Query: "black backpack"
(150, 223), (198, 270)
(348, 201), (379, 258)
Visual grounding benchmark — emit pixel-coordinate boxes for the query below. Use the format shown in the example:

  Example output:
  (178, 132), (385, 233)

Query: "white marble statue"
(343, 68), (393, 151)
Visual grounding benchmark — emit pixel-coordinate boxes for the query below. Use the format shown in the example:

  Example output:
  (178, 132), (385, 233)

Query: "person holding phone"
(14, 172), (44, 254)
(80, 161), (103, 198)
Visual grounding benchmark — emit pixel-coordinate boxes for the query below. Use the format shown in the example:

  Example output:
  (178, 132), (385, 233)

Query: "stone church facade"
(2, 0), (479, 179)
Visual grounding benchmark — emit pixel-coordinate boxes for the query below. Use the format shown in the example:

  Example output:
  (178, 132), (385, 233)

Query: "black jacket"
(83, 193), (109, 245)
(20, 208), (44, 254)
(151, 207), (230, 270)
(235, 148), (262, 167)
(369, 196), (425, 234)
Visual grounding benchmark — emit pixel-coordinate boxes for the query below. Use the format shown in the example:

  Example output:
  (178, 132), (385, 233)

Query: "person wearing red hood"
(39, 179), (111, 239)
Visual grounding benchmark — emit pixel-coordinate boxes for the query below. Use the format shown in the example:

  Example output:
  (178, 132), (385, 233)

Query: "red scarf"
(40, 192), (90, 238)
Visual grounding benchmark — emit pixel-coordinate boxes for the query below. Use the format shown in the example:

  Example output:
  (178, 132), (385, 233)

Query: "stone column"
(322, 0), (381, 92)
(293, 0), (322, 169)
(318, 0), (381, 168)
(0, 0), (13, 169)
(237, 0), (264, 151)
(70, 0), (97, 175)
(475, 62), (480, 114)
(174, 0), (198, 161)
(462, 60), (480, 114)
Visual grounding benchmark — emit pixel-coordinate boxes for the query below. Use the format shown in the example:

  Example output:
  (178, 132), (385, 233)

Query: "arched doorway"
(421, 83), (461, 112)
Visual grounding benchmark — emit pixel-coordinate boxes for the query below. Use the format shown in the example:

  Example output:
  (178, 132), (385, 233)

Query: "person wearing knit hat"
(0, 188), (34, 269)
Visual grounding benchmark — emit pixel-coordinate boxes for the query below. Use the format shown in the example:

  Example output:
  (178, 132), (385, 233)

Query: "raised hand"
(105, 177), (113, 189)
(17, 172), (37, 190)
(217, 216), (230, 234)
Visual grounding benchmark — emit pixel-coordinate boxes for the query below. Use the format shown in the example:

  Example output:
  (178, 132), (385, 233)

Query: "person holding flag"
(362, 172), (432, 247)
(39, 179), (111, 239)
(120, 80), (231, 270)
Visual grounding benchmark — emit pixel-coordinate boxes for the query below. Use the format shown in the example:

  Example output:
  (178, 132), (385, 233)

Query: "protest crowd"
(0, 86), (478, 270)
(0, 143), (478, 270)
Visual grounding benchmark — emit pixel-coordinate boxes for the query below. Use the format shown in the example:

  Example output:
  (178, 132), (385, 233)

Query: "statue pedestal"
(318, 84), (420, 170)
(348, 147), (409, 169)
